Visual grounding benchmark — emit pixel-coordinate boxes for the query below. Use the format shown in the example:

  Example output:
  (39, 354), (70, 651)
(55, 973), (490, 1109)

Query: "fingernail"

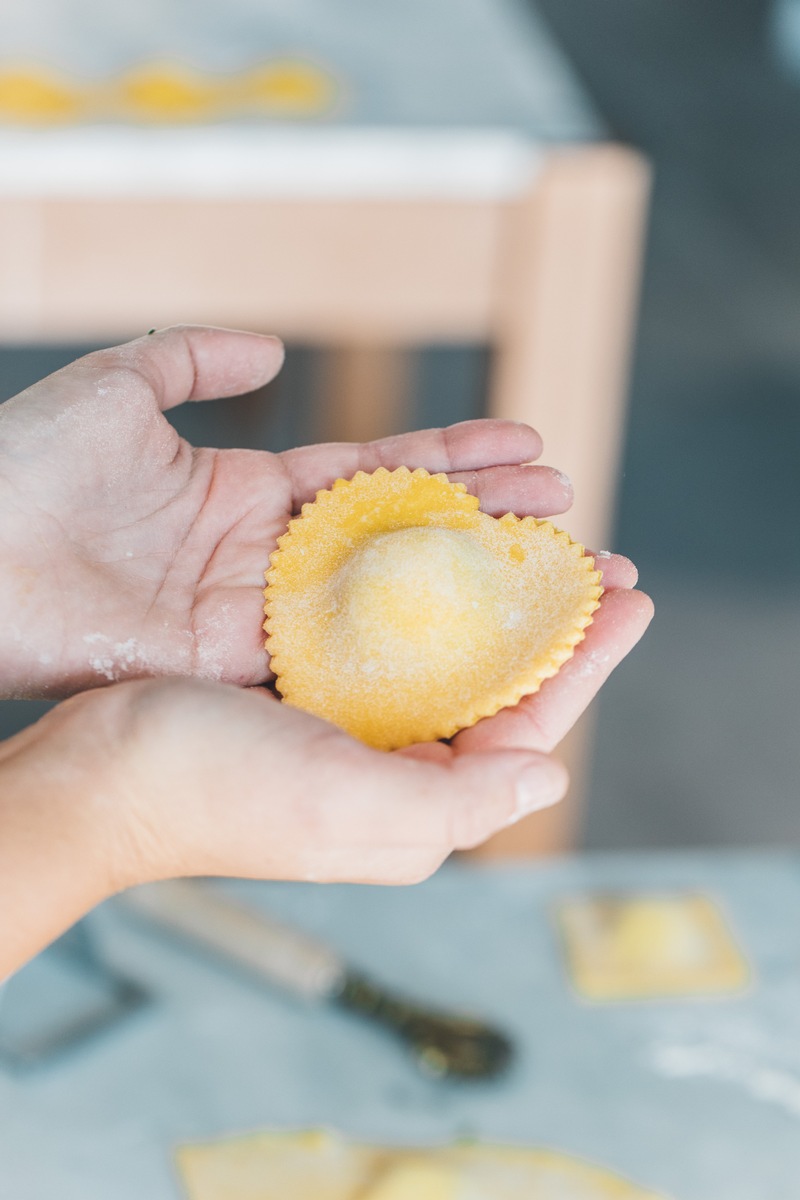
(509, 765), (567, 825)
(595, 550), (613, 559)
(555, 469), (573, 491)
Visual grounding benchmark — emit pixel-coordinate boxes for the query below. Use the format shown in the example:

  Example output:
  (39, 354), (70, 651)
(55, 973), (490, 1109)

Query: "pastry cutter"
(120, 880), (513, 1081)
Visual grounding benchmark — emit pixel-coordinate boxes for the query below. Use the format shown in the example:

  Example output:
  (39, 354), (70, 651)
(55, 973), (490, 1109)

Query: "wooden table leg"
(0, 200), (44, 339)
(315, 345), (416, 444)
(473, 144), (650, 858)
(488, 144), (650, 552)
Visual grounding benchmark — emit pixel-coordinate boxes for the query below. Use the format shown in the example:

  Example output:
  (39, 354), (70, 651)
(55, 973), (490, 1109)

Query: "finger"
(398, 744), (566, 849)
(279, 420), (543, 507)
(590, 550), (639, 590)
(453, 589), (654, 756)
(86, 324), (285, 412)
(308, 742), (568, 858)
(436, 750), (569, 849)
(448, 463), (573, 518)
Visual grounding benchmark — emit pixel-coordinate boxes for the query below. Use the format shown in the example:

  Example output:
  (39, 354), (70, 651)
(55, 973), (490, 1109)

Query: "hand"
(0, 530), (651, 978)
(0, 324), (654, 982)
(0, 325), (578, 700)
(0, 677), (569, 978)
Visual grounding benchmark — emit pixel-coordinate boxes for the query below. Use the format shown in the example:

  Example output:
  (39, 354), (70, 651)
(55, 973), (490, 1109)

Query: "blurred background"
(2, 4), (800, 1196)
(539, 0), (800, 850)
(0, 0), (798, 856)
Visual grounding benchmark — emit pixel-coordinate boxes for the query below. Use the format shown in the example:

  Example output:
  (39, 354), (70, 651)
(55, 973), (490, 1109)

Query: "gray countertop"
(1, 852), (799, 1198)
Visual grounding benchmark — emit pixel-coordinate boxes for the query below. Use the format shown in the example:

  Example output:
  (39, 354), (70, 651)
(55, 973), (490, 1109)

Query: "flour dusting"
(194, 601), (235, 681)
(83, 632), (155, 682)
(647, 1032), (800, 1123)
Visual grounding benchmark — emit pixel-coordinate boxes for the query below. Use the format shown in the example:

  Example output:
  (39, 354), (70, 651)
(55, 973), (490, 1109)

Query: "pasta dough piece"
(264, 467), (602, 750)
(176, 1129), (666, 1200)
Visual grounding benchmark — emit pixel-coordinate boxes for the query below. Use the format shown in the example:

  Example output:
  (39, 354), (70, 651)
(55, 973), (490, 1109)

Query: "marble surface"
(1, 853), (799, 1199)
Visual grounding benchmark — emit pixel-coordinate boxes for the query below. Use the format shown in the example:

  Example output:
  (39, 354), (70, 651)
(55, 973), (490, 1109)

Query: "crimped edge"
(263, 471), (603, 749)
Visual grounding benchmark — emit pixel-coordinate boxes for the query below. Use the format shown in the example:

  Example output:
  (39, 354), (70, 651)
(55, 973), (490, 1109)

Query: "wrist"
(0, 691), (139, 978)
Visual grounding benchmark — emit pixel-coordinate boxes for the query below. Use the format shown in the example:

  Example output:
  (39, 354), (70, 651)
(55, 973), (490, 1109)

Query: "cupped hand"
(1, 536), (651, 978)
(0, 325), (574, 699)
(1, 675), (569, 976)
(4, 547), (651, 979)
(103, 552), (652, 894)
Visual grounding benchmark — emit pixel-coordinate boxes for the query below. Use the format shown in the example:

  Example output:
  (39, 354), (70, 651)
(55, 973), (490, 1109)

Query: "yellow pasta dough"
(264, 467), (602, 750)
(176, 1129), (666, 1200)
(0, 60), (337, 125)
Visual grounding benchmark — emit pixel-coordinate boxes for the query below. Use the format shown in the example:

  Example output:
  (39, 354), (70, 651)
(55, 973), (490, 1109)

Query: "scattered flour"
(568, 644), (613, 678)
(648, 1036), (800, 1122)
(83, 632), (154, 682)
(194, 601), (235, 681)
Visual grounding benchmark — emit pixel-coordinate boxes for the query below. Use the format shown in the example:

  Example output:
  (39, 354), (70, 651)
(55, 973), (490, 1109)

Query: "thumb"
(265, 728), (569, 878)
(272, 739), (569, 883)
(420, 748), (569, 852)
(89, 324), (285, 412)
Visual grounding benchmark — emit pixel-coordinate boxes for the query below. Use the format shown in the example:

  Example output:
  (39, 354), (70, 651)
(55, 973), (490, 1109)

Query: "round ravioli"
(264, 467), (602, 750)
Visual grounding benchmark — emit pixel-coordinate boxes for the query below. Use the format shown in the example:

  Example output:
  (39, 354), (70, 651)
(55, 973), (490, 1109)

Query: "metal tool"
(120, 880), (513, 1081)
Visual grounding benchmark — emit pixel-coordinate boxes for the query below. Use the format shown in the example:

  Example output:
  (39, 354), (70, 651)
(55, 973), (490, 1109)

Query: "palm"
(52, 439), (294, 690)
(0, 341), (286, 694)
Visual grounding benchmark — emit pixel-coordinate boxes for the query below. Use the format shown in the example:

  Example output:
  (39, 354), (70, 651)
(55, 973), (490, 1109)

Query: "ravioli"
(264, 468), (602, 749)
(176, 1129), (666, 1200)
